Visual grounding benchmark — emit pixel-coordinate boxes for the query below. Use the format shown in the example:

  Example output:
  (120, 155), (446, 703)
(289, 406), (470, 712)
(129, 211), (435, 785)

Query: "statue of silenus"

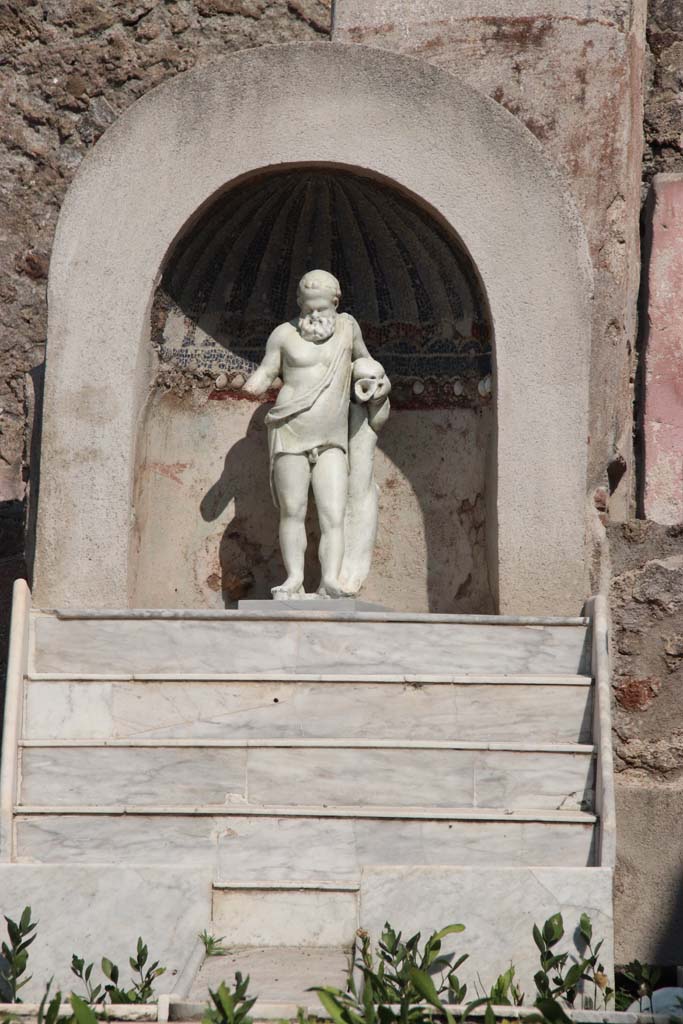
(242, 270), (391, 600)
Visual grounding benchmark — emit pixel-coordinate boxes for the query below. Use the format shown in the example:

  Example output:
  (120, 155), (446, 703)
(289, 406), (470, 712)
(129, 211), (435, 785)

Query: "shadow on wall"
(201, 402), (493, 612)
(200, 403), (318, 602)
(655, 874), (683, 965)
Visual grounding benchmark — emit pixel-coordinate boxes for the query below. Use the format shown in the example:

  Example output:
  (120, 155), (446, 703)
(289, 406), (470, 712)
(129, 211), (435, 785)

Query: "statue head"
(297, 270), (341, 342)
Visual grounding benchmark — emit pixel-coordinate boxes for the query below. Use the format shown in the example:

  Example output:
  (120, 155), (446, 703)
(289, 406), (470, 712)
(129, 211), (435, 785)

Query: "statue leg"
(311, 447), (351, 598)
(272, 453), (310, 598)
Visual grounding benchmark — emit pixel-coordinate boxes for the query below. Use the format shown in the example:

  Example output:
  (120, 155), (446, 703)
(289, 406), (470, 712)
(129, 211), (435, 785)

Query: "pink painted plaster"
(644, 174), (683, 524)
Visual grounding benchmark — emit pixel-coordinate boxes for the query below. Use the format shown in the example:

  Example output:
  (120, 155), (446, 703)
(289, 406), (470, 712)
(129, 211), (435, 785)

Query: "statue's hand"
(354, 377), (378, 403)
(372, 375), (391, 402)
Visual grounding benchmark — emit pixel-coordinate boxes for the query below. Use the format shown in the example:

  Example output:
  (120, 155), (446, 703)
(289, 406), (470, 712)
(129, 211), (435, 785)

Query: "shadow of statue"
(200, 402), (321, 607)
(200, 399), (494, 612)
(375, 409), (495, 614)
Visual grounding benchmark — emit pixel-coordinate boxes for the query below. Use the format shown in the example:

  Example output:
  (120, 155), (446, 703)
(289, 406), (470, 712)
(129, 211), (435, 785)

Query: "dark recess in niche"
(152, 168), (492, 410)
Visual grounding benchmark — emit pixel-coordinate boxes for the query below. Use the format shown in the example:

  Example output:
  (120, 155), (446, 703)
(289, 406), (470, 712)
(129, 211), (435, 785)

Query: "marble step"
(14, 806), (597, 872)
(31, 611), (591, 677)
(17, 741), (595, 812)
(23, 675), (593, 743)
(187, 945), (350, 1004)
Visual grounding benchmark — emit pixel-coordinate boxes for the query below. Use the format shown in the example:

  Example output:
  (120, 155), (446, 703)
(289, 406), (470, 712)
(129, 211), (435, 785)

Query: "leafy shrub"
(71, 937), (165, 1004)
(533, 912), (612, 1010)
(0, 907), (37, 1002)
(203, 973), (256, 1024)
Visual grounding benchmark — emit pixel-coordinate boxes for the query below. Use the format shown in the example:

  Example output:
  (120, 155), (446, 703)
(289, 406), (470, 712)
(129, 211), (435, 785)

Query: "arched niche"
(35, 42), (592, 615)
(135, 166), (494, 611)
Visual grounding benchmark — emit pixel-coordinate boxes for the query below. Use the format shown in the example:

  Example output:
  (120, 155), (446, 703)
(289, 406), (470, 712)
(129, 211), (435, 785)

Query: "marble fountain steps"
(9, 606), (610, 999)
(18, 612), (596, 870)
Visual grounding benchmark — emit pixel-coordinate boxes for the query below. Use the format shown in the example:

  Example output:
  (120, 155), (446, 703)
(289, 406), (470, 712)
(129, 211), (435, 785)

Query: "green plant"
(533, 913), (612, 1011)
(199, 931), (229, 958)
(312, 922), (484, 1024)
(576, 913), (613, 1009)
(36, 980), (62, 1024)
(2, 983), (99, 1024)
(619, 959), (662, 1012)
(71, 937), (165, 1005)
(70, 957), (104, 1004)
(0, 907), (37, 1002)
(68, 994), (100, 1024)
(487, 966), (524, 1007)
(101, 938), (165, 1003)
(203, 974), (257, 1024)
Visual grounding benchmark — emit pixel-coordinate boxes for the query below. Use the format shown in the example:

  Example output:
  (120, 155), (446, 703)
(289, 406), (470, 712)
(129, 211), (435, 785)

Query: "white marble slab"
(212, 888), (358, 947)
(189, 946), (349, 1003)
(15, 814), (222, 868)
(0, 863), (212, 999)
(247, 748), (594, 810)
(23, 680), (593, 743)
(214, 815), (595, 877)
(20, 748), (247, 806)
(473, 750), (595, 811)
(32, 614), (590, 677)
(15, 813), (596, 873)
(359, 866), (614, 995)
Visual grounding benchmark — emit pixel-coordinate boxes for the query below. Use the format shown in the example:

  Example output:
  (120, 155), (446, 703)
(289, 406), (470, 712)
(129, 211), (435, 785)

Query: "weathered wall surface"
(333, 0), (646, 512)
(644, 0), (683, 182)
(132, 391), (494, 613)
(0, 0), (331, 694)
(613, 0), (683, 952)
(610, 521), (683, 963)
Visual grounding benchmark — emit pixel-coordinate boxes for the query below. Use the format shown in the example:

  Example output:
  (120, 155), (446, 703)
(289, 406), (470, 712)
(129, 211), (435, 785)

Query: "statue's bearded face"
(298, 294), (337, 342)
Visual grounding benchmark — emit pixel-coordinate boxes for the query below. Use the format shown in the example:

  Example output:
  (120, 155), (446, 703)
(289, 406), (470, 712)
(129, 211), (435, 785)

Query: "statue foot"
(271, 577), (305, 600)
(317, 579), (355, 599)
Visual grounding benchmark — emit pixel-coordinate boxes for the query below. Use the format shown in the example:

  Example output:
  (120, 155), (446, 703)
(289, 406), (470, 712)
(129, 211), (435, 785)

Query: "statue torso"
(276, 314), (353, 409)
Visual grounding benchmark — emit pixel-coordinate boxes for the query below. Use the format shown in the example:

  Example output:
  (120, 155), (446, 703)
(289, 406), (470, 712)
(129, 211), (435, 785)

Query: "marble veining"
(23, 680), (593, 743)
(32, 615), (590, 677)
(0, 864), (212, 1000)
(14, 814), (596, 873)
(246, 748), (594, 810)
(20, 748), (247, 806)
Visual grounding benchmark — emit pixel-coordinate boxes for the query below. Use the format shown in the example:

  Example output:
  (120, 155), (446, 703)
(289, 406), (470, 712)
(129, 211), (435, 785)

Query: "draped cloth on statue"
(265, 315), (353, 507)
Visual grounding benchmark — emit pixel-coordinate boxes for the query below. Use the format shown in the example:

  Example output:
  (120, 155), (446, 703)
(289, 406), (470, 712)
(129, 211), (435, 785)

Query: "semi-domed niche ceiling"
(152, 168), (492, 409)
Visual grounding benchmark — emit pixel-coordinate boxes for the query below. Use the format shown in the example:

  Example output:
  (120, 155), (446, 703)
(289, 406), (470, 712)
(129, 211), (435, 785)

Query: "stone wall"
(609, 0), (683, 961)
(0, 0), (331, 697)
(610, 522), (683, 963)
(644, 0), (683, 182)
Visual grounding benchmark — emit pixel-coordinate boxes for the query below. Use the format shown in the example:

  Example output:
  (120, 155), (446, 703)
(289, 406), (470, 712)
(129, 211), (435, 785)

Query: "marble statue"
(242, 270), (390, 599)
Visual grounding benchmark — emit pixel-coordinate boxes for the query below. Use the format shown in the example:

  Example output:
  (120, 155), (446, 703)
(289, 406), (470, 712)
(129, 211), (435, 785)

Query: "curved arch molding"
(36, 42), (592, 614)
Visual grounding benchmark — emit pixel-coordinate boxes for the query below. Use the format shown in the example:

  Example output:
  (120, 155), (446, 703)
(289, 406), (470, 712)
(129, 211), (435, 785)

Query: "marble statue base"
(237, 597), (387, 612)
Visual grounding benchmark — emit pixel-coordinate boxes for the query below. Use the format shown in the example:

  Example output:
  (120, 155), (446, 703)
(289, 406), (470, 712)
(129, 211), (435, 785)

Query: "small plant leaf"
(535, 997), (572, 1024)
(70, 994), (99, 1024)
(532, 924), (545, 953)
(543, 914), (564, 947)
(579, 913), (592, 944)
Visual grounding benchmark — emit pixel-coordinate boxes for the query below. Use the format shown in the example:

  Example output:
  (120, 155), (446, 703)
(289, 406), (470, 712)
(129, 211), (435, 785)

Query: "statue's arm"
(350, 315), (372, 361)
(242, 327), (284, 396)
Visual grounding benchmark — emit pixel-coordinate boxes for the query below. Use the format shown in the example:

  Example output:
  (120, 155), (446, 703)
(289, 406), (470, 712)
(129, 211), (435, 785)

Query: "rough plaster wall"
(333, 0), (646, 513)
(0, 0), (331, 713)
(643, 0), (683, 184)
(609, 521), (683, 964)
